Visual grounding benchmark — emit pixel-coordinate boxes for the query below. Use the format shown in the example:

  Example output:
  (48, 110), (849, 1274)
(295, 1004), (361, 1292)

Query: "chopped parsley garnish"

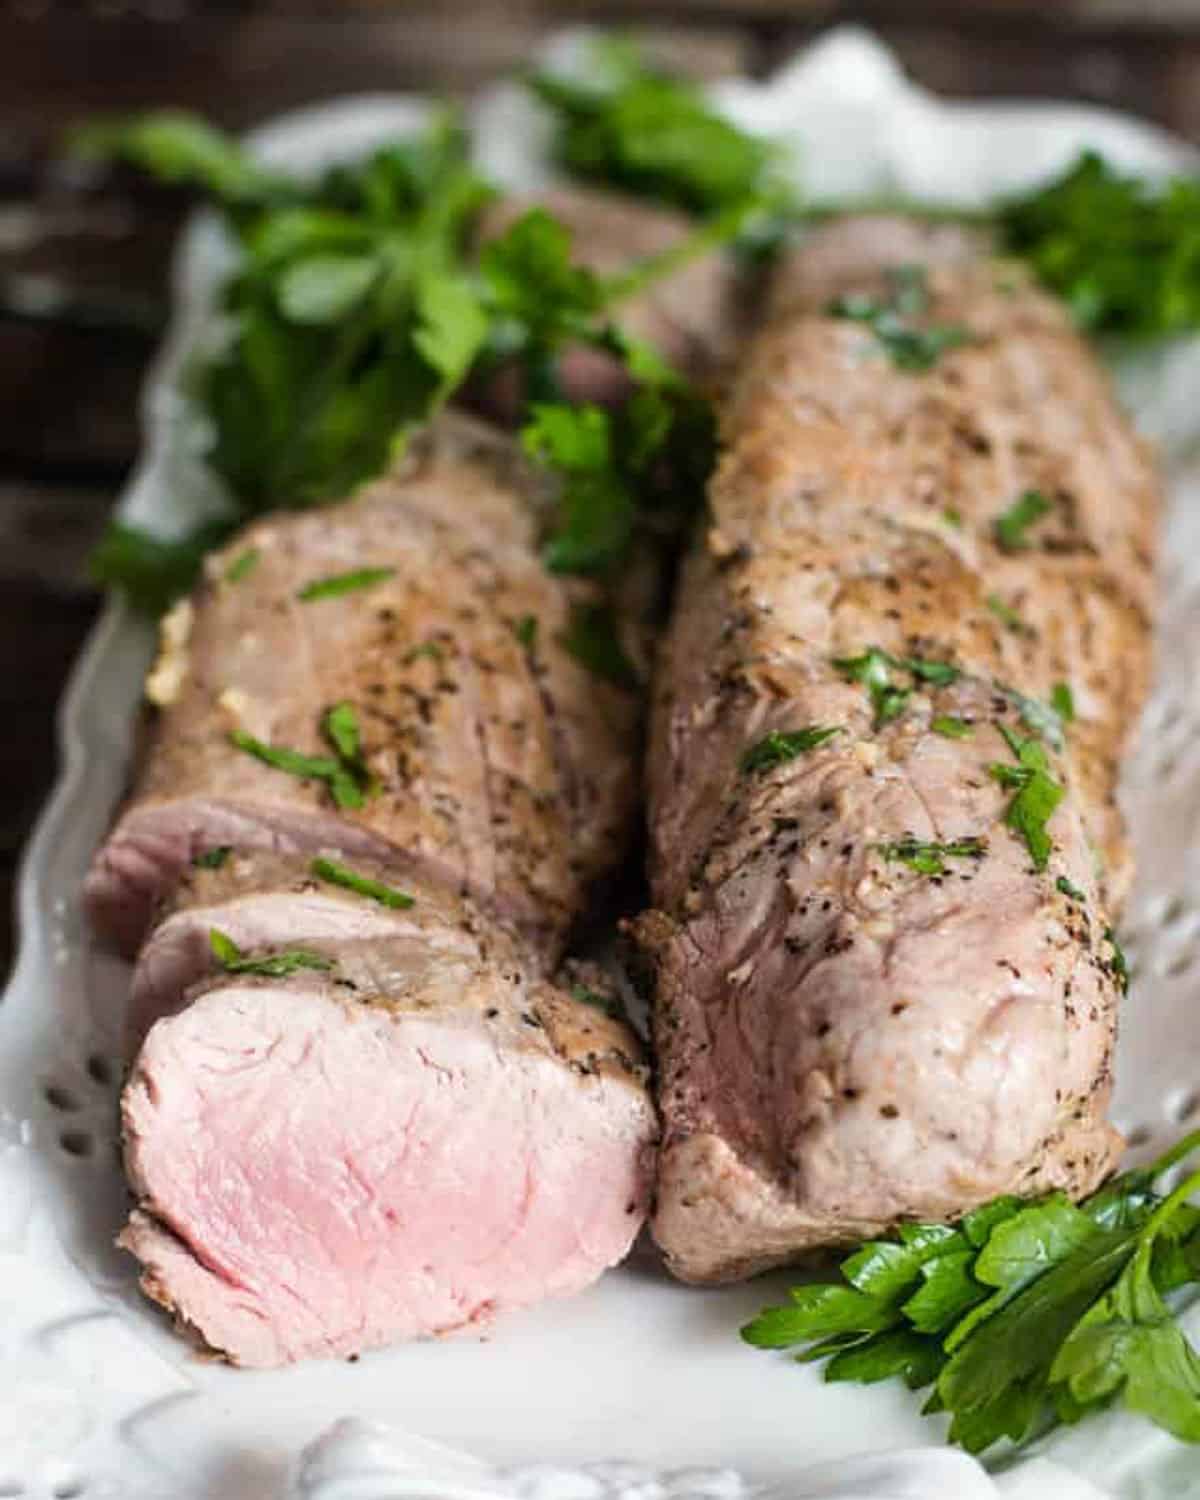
(225, 548), (260, 583)
(513, 614), (538, 649)
(209, 927), (332, 978)
(403, 640), (443, 664)
(833, 648), (960, 728)
(740, 726), (842, 775)
(988, 727), (1065, 871)
(1051, 681), (1076, 723)
(994, 489), (1053, 551)
(743, 1128), (1200, 1455)
(296, 567), (396, 601)
(192, 846), (232, 869)
(942, 506), (964, 528)
(230, 702), (376, 810)
(1105, 925), (1130, 993)
(1056, 875), (1087, 901)
(879, 835), (987, 876)
(310, 856), (414, 909)
(931, 715), (973, 740)
(828, 265), (973, 372)
(986, 592), (1032, 635)
(560, 602), (639, 689)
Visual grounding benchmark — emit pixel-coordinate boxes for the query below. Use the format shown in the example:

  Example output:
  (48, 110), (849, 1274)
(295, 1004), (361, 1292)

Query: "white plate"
(5, 26), (1200, 1500)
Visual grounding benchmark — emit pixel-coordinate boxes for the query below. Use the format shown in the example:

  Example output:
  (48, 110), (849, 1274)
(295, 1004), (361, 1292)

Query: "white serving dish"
(5, 26), (1200, 1499)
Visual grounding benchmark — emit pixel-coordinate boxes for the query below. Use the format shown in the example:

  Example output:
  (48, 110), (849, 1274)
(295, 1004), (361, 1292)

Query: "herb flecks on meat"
(878, 836), (987, 876)
(828, 264), (973, 372)
(988, 726), (1065, 872)
(740, 726), (842, 775)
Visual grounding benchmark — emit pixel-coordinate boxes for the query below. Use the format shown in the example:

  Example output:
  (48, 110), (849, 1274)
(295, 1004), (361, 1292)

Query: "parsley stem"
(1147, 1128), (1200, 1183)
(1142, 1168), (1200, 1243)
(601, 199), (753, 305)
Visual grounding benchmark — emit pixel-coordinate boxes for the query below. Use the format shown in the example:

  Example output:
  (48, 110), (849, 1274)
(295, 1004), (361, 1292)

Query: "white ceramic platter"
(5, 26), (1200, 1500)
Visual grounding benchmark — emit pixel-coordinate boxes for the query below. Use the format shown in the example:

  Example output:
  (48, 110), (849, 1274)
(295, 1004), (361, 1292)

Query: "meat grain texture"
(640, 218), (1159, 1283)
(94, 415), (660, 1364)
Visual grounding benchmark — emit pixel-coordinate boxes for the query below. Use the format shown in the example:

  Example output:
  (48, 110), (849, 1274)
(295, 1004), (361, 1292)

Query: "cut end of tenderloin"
(120, 976), (656, 1366)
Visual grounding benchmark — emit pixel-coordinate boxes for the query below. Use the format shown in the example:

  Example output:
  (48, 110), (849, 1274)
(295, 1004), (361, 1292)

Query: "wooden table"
(3, 0), (1198, 979)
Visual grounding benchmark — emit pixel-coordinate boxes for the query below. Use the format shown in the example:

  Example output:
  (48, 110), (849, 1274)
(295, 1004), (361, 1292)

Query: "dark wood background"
(3, 0), (1198, 979)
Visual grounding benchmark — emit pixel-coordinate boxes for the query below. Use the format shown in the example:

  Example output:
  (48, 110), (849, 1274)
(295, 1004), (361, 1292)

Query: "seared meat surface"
(93, 416), (662, 1362)
(87, 416), (641, 961)
(640, 218), (1158, 1283)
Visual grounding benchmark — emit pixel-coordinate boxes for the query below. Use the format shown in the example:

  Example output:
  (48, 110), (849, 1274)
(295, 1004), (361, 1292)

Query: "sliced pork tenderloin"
(639, 218), (1158, 1283)
(87, 414), (643, 962)
(95, 410), (667, 1359)
(127, 848), (479, 1053)
(121, 915), (654, 1366)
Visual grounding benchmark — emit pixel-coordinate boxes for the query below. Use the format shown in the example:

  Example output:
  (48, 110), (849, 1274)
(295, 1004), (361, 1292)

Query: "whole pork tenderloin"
(639, 218), (1159, 1284)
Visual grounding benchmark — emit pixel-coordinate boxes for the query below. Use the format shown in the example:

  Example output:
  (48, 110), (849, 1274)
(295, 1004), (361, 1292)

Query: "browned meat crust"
(640, 218), (1159, 1283)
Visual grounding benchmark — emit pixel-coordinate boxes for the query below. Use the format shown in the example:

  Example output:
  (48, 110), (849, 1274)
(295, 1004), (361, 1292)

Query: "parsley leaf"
(522, 403), (635, 575)
(1057, 875), (1087, 901)
(988, 730), (1065, 872)
(931, 715), (974, 739)
(1052, 681), (1076, 723)
(1000, 150), (1200, 339)
(994, 489), (1053, 551)
(309, 856), (413, 909)
(1105, 925), (1131, 994)
(225, 547), (260, 583)
(529, 38), (791, 231)
(230, 702), (376, 810)
(743, 1130), (1200, 1457)
(740, 726), (842, 774)
(192, 846), (232, 870)
(560, 602), (639, 689)
(513, 614), (538, 648)
(833, 648), (960, 729)
(878, 835), (987, 876)
(296, 566), (396, 601)
(90, 520), (236, 616)
(70, 112), (290, 205)
(209, 926), (332, 978)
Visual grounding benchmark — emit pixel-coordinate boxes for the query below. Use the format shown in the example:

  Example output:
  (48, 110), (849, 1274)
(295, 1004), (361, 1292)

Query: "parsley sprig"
(743, 1130), (1200, 1455)
(77, 110), (733, 618)
(1000, 150), (1200, 338)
